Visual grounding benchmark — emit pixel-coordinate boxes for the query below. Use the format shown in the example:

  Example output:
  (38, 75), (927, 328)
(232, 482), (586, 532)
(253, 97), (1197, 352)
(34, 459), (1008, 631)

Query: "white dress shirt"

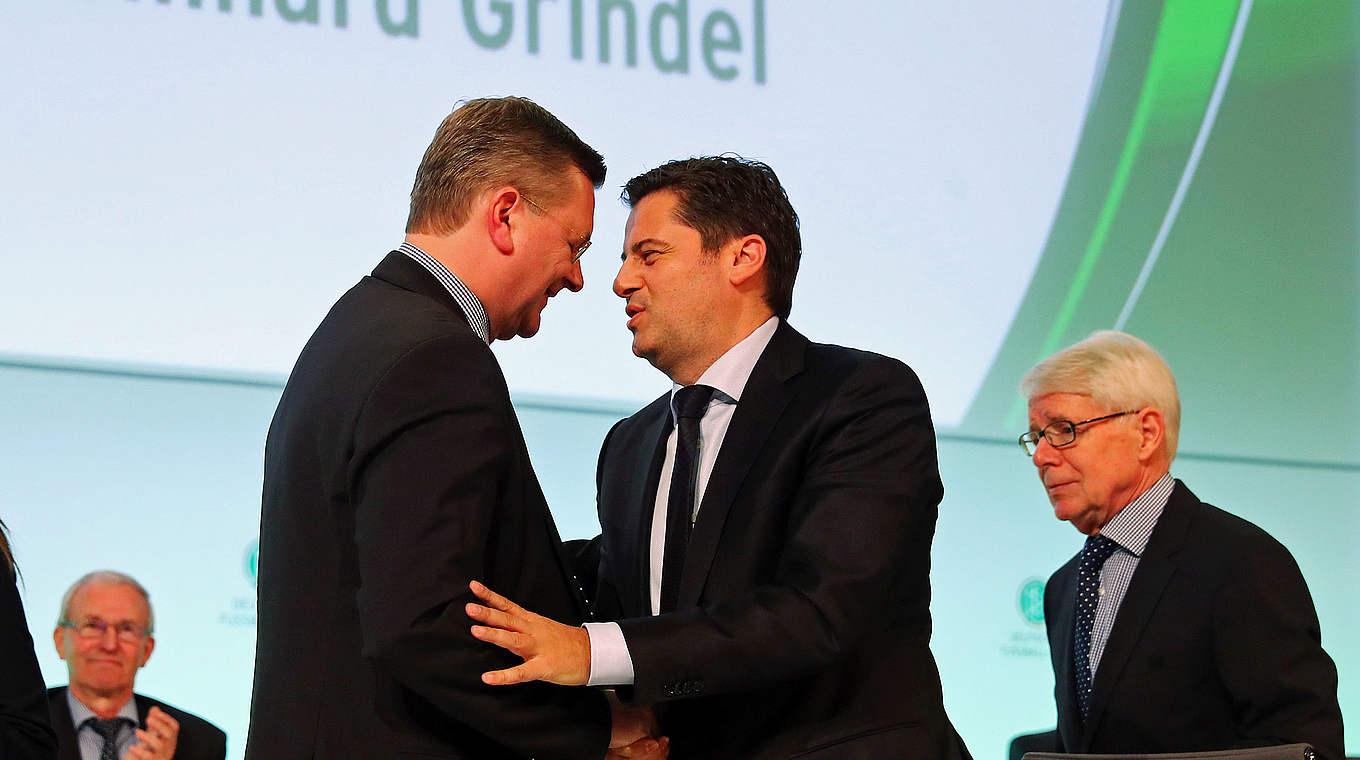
(584, 316), (780, 685)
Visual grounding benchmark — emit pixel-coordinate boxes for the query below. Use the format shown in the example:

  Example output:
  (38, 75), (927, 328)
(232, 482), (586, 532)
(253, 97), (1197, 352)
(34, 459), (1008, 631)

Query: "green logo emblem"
(1018, 578), (1045, 626)
(245, 539), (259, 587)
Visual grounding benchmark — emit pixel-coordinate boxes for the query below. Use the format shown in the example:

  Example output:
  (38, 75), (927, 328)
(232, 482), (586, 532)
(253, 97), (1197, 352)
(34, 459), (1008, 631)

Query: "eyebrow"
(620, 237), (672, 262)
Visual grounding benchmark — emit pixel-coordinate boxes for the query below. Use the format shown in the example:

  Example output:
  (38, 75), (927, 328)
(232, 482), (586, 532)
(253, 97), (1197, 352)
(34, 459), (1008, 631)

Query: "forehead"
(557, 169), (596, 227)
(624, 190), (694, 243)
(1027, 392), (1103, 424)
(68, 582), (149, 623)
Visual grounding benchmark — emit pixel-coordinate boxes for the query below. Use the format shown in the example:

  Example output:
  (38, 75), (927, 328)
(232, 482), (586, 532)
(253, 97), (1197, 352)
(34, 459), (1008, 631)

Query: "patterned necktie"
(83, 717), (132, 760)
(659, 384), (716, 613)
(1073, 532), (1119, 722)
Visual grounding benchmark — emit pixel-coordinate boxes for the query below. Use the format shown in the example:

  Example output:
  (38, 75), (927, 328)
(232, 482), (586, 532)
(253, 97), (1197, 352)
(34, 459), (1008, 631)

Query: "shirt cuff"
(583, 622), (635, 686)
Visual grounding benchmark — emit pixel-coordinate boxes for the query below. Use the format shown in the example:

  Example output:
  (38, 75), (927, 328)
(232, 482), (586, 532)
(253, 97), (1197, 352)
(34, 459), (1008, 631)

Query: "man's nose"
(564, 259), (583, 293)
(1032, 436), (1061, 468)
(613, 259), (637, 299)
(97, 627), (120, 650)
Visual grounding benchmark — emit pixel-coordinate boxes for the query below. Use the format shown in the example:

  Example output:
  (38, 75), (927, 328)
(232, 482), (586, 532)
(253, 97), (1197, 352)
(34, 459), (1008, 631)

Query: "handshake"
(608, 693), (669, 759)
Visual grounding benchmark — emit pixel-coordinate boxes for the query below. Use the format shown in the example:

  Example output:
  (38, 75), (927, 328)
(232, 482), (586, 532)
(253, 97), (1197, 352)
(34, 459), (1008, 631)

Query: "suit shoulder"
(1188, 498), (1291, 552)
(1162, 490), (1309, 596)
(135, 693), (227, 745)
(611, 394), (670, 433)
(804, 340), (925, 388)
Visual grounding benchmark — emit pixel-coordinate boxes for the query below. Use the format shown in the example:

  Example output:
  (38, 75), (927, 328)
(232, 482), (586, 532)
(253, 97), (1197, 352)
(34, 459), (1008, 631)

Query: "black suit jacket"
(1044, 481), (1344, 759)
(588, 321), (968, 759)
(1, 571), (56, 759)
(45, 687), (225, 760)
(246, 251), (608, 759)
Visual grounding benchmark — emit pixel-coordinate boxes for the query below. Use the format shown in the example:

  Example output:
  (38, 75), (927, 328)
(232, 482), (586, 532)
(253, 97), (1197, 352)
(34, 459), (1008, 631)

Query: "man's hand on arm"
(468, 581), (670, 758)
(128, 706), (178, 760)
(467, 580), (591, 686)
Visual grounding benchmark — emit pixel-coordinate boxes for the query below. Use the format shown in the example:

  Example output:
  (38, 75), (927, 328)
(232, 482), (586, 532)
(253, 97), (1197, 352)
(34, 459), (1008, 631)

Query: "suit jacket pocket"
(789, 721), (922, 759)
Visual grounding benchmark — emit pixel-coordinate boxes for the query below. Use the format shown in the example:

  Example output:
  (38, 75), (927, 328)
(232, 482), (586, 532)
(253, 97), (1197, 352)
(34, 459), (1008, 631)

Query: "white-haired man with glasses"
(1020, 330), (1343, 759)
(49, 570), (225, 760)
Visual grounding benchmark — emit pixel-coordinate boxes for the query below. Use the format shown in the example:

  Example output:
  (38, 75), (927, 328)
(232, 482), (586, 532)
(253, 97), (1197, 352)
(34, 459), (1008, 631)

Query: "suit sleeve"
(0, 572), (58, 760)
(616, 357), (943, 703)
(589, 420), (628, 624)
(1212, 534), (1344, 760)
(349, 335), (609, 760)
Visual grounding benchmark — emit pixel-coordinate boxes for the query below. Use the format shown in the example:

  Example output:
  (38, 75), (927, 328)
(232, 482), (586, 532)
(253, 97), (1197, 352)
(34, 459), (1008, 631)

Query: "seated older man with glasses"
(1017, 330), (1344, 760)
(50, 570), (226, 760)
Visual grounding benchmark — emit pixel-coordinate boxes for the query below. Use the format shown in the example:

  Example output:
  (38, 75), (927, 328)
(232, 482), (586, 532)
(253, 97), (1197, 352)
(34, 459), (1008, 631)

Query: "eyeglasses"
(521, 194), (591, 263)
(1019, 410), (1137, 456)
(61, 618), (149, 643)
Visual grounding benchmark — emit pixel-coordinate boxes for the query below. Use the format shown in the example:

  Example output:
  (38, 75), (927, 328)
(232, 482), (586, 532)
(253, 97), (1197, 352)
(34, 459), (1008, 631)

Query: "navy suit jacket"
(247, 251), (608, 759)
(1044, 481), (1344, 759)
(586, 321), (969, 760)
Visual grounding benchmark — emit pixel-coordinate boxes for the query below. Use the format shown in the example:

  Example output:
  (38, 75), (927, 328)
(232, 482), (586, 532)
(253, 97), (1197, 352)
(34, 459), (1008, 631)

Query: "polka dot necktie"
(1073, 532), (1119, 722)
(82, 717), (133, 760)
(659, 383), (716, 613)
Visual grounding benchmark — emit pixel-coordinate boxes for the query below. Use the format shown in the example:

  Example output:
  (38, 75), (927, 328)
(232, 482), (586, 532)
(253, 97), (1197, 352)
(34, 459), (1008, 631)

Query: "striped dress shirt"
(398, 242), (491, 344)
(1087, 472), (1176, 676)
(66, 688), (139, 760)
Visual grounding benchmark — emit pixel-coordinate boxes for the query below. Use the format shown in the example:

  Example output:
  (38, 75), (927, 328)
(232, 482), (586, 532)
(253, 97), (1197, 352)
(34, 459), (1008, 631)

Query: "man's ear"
(1136, 408), (1166, 462)
(485, 187), (520, 255)
(53, 627), (68, 660)
(137, 636), (155, 668)
(727, 234), (767, 288)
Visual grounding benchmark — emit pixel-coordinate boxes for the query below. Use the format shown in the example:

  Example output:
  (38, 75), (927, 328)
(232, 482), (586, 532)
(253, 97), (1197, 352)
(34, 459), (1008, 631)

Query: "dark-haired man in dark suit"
(1019, 330), (1344, 759)
(467, 156), (970, 759)
(49, 571), (225, 760)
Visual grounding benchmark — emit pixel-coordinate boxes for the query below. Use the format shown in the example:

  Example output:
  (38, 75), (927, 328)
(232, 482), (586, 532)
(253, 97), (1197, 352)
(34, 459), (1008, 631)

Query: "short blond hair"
(1021, 330), (1181, 459)
(406, 96), (606, 235)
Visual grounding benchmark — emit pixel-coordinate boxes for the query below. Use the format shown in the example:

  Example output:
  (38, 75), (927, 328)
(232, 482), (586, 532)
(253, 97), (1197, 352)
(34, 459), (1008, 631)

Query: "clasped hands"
(466, 581), (668, 759)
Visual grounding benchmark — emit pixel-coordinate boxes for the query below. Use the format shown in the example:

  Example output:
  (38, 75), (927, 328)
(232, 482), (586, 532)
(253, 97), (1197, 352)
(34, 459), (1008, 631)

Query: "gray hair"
(1021, 330), (1181, 459)
(58, 570), (155, 634)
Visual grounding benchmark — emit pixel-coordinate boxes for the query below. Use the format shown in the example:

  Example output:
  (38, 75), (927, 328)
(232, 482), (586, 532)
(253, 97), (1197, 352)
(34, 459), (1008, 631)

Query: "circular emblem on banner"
(1018, 577), (1045, 626)
(245, 538), (260, 587)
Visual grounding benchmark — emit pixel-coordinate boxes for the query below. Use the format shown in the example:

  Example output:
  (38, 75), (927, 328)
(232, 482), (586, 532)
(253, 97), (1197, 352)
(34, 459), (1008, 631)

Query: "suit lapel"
(134, 693), (150, 728)
(1047, 563), (1083, 748)
(1080, 481), (1197, 750)
(677, 323), (805, 607)
(48, 688), (81, 760)
(604, 399), (670, 617)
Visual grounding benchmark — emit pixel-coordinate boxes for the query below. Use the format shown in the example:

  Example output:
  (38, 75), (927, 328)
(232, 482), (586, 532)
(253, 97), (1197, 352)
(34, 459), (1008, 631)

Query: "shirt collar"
(398, 241), (492, 344)
(66, 687), (137, 729)
(1097, 472), (1175, 556)
(669, 316), (779, 416)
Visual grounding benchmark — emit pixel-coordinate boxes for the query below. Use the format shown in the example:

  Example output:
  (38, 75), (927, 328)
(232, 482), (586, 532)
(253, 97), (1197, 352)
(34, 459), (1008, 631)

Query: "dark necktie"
(659, 384), (716, 613)
(83, 716), (132, 760)
(1072, 532), (1119, 722)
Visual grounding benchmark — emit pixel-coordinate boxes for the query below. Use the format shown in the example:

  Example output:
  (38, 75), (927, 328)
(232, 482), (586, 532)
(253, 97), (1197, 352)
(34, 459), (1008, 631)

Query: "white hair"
(58, 570), (155, 634)
(1021, 330), (1181, 459)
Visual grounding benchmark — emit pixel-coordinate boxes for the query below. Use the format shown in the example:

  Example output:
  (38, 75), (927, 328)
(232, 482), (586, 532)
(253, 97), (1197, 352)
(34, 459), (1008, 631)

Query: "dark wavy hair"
(622, 155), (801, 319)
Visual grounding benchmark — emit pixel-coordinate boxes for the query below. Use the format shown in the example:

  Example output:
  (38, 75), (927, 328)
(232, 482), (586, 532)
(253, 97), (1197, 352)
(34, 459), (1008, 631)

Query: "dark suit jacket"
(1, 571), (56, 759)
(45, 687), (225, 760)
(588, 321), (968, 760)
(1044, 481), (1344, 760)
(246, 251), (608, 759)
